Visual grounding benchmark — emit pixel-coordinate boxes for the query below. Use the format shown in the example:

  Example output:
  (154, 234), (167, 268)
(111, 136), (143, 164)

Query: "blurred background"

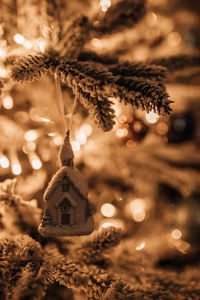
(0, 0), (200, 299)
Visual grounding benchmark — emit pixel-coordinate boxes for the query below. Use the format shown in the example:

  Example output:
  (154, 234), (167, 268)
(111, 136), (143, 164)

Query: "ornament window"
(61, 213), (70, 225)
(62, 183), (70, 192)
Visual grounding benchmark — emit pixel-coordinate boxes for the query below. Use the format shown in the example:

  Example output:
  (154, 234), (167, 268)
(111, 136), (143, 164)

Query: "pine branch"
(55, 60), (115, 131)
(54, 260), (134, 300)
(95, 0), (146, 34)
(60, 15), (90, 58)
(150, 54), (200, 72)
(76, 227), (121, 264)
(109, 63), (167, 82)
(11, 54), (54, 83)
(11, 262), (46, 300)
(113, 76), (172, 114)
(41, 0), (62, 43)
(78, 51), (119, 65)
(0, 234), (42, 262)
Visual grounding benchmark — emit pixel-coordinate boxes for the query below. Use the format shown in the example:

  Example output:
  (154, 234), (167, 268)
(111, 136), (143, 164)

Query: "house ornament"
(38, 131), (94, 237)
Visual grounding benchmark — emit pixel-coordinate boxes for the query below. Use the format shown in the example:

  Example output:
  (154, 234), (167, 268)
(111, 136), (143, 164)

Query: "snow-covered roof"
(44, 166), (88, 201)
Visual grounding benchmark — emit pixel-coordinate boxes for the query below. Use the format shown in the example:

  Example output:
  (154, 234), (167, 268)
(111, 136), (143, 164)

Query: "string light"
(0, 68), (8, 78)
(75, 132), (87, 145)
(24, 130), (38, 142)
(71, 141), (80, 152)
(9, 149), (22, 175)
(12, 163), (22, 175)
(167, 32), (182, 47)
(136, 241), (146, 250)
(40, 117), (51, 123)
(129, 199), (146, 222)
(0, 155), (9, 168)
(145, 111), (159, 124)
(31, 158), (42, 170)
(100, 218), (124, 229)
(116, 128), (128, 138)
(99, 0), (111, 12)
(80, 124), (93, 137)
(0, 48), (6, 59)
(101, 203), (116, 217)
(171, 229), (182, 240)
(2, 96), (14, 109)
(53, 135), (63, 146)
(39, 41), (47, 53)
(100, 222), (115, 229)
(14, 34), (24, 44)
(23, 40), (32, 49)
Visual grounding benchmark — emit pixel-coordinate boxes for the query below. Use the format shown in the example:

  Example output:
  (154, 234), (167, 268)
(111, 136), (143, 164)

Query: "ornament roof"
(44, 166), (88, 201)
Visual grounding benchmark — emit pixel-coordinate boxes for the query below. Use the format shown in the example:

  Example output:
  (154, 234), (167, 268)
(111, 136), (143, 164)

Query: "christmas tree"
(0, 0), (200, 299)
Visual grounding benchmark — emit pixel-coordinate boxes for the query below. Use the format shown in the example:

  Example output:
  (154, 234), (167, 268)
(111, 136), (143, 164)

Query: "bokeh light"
(146, 111), (159, 124)
(101, 203), (116, 217)
(129, 199), (146, 222)
(171, 229), (182, 240)
(14, 34), (24, 44)
(12, 163), (22, 175)
(2, 96), (14, 109)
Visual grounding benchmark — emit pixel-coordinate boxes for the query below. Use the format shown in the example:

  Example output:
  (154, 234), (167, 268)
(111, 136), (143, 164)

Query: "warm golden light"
(40, 117), (51, 123)
(75, 132), (87, 145)
(12, 163), (22, 175)
(0, 68), (8, 78)
(156, 122), (168, 135)
(0, 48), (6, 59)
(23, 40), (32, 49)
(80, 124), (93, 137)
(53, 135), (63, 146)
(146, 12), (157, 27)
(145, 111), (159, 124)
(100, 222), (115, 229)
(24, 130), (38, 142)
(71, 141), (80, 152)
(167, 32), (182, 47)
(31, 158), (42, 170)
(171, 229), (182, 240)
(2, 96), (14, 109)
(136, 241), (146, 250)
(39, 41), (47, 53)
(0, 156), (9, 168)
(101, 203), (116, 217)
(116, 128), (128, 138)
(99, 0), (111, 12)
(14, 34), (24, 44)
(130, 199), (146, 222)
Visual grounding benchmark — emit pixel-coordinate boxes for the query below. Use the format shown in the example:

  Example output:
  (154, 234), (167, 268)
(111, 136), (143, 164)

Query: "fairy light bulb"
(12, 163), (22, 175)
(116, 128), (128, 138)
(0, 48), (6, 59)
(2, 96), (14, 109)
(14, 34), (24, 44)
(145, 111), (159, 124)
(136, 241), (146, 250)
(75, 132), (87, 145)
(101, 203), (116, 217)
(23, 40), (32, 49)
(171, 229), (182, 240)
(99, 0), (111, 12)
(31, 158), (42, 170)
(129, 199), (146, 222)
(0, 155), (9, 168)
(39, 41), (47, 53)
(80, 124), (93, 137)
(71, 141), (80, 152)
(100, 222), (115, 229)
(24, 130), (38, 142)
